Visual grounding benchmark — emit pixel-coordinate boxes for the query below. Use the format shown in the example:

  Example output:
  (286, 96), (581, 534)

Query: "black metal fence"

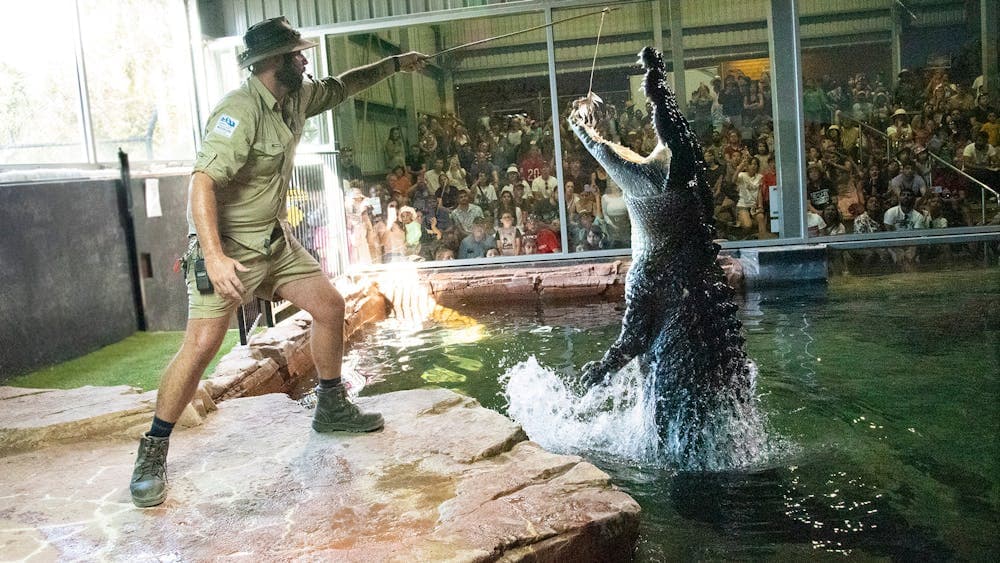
(237, 151), (345, 344)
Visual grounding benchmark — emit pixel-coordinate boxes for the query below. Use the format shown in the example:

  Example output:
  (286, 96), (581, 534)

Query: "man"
(468, 150), (499, 188)
(882, 187), (925, 270)
(883, 188), (926, 231)
(339, 147), (363, 182)
(889, 162), (927, 199)
(530, 163), (558, 200)
(425, 157), (446, 194)
(128, 16), (426, 508)
(500, 165), (530, 206)
(458, 218), (496, 259)
(449, 189), (484, 236)
(961, 131), (998, 169)
(518, 141), (546, 182)
(961, 131), (1000, 195)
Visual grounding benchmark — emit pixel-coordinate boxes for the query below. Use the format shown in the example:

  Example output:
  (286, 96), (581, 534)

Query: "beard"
(276, 53), (303, 92)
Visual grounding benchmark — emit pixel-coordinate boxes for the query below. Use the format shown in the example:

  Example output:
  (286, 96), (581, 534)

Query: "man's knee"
(182, 317), (231, 360)
(308, 285), (346, 327)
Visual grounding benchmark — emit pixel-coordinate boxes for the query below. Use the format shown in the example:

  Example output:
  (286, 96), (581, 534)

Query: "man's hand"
(396, 52), (428, 72)
(204, 254), (249, 302)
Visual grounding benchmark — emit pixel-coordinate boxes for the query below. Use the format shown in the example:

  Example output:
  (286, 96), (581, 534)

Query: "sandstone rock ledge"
(0, 388), (640, 562)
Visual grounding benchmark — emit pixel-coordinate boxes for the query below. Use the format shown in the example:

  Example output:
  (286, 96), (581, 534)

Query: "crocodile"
(568, 47), (759, 469)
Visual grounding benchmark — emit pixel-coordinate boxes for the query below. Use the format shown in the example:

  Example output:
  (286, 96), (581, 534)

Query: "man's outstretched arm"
(338, 52), (427, 97)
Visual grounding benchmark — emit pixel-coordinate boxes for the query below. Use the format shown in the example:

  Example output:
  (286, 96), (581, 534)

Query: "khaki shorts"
(186, 233), (323, 319)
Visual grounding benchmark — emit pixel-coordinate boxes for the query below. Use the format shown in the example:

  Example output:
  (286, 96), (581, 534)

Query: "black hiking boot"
(312, 383), (384, 432)
(130, 433), (169, 507)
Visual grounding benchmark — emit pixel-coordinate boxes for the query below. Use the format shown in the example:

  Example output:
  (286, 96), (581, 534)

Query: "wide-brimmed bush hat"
(239, 16), (317, 69)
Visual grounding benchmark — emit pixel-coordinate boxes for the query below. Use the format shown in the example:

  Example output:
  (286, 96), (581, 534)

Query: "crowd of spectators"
(337, 65), (998, 265)
(796, 67), (997, 251)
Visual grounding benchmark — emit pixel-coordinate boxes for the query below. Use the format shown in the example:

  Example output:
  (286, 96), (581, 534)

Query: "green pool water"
(348, 267), (999, 560)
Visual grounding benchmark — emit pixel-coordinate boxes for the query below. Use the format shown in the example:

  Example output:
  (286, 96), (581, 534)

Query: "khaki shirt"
(191, 74), (346, 253)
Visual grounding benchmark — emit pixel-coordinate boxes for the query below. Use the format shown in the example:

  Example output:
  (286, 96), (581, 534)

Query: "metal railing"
(236, 151), (345, 344)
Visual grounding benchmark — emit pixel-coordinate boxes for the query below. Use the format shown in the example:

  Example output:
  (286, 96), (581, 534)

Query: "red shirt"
(535, 228), (560, 253)
(519, 156), (546, 182)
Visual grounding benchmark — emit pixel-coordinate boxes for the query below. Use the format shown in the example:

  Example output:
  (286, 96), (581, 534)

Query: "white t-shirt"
(962, 142), (997, 166)
(531, 175), (558, 198)
(806, 212), (826, 237)
(883, 206), (926, 230)
(736, 171), (763, 208)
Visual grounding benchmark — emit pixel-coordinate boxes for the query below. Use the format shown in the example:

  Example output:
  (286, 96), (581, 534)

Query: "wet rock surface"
(0, 388), (640, 561)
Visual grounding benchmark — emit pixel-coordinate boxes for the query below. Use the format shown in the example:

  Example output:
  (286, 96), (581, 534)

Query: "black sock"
(318, 378), (342, 389)
(148, 416), (175, 438)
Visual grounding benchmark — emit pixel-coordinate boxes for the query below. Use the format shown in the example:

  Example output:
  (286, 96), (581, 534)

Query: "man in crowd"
(449, 189), (484, 236)
(458, 218), (496, 259)
(339, 147), (363, 182)
(889, 162), (928, 199)
(882, 187), (925, 270)
(128, 16), (426, 508)
(530, 163), (558, 200)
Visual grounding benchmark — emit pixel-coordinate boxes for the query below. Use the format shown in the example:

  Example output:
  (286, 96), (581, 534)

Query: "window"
(78, 0), (196, 162)
(0, 1), (86, 164)
(0, 0), (197, 167)
(797, 0), (990, 237)
(329, 11), (561, 266)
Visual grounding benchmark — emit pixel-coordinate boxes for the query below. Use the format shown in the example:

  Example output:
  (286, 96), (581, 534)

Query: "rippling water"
(343, 267), (999, 560)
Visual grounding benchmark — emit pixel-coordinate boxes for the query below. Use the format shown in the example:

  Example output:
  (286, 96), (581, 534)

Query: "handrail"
(924, 149), (999, 201)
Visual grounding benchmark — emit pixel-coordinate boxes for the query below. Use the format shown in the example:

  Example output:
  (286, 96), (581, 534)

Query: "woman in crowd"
(601, 177), (631, 248)
(590, 163), (609, 195)
(384, 126), (407, 170)
(743, 80), (765, 134)
(418, 123), (438, 161)
(562, 180), (579, 223)
(386, 165), (413, 201)
(734, 154), (766, 238)
(496, 186), (524, 228)
(690, 83), (715, 138)
(435, 172), (460, 211)
(446, 155), (469, 191)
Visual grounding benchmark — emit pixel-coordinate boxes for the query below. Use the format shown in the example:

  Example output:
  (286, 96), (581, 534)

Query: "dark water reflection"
(345, 267), (999, 560)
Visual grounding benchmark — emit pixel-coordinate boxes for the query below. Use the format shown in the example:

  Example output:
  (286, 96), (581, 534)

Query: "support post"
(982, 0), (999, 98)
(667, 0), (686, 114)
(767, 0), (806, 240)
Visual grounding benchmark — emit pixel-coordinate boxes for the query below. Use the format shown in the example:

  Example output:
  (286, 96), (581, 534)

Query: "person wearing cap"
(886, 108), (913, 148)
(500, 165), (529, 203)
(128, 16), (427, 508)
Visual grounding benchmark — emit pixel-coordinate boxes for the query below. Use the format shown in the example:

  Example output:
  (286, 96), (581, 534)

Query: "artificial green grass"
(6, 331), (240, 392)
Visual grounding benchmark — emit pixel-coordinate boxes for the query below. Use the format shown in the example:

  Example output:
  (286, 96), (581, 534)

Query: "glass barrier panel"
(553, 1), (656, 254)
(797, 0), (994, 243)
(328, 11), (560, 267)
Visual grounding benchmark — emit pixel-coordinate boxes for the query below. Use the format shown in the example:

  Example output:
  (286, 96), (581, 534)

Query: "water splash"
(502, 356), (773, 471)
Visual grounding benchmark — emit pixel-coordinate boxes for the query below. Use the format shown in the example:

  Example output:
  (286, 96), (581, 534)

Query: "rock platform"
(0, 388), (640, 561)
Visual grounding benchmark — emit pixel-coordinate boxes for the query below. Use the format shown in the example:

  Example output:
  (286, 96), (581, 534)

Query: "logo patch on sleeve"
(212, 114), (239, 138)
